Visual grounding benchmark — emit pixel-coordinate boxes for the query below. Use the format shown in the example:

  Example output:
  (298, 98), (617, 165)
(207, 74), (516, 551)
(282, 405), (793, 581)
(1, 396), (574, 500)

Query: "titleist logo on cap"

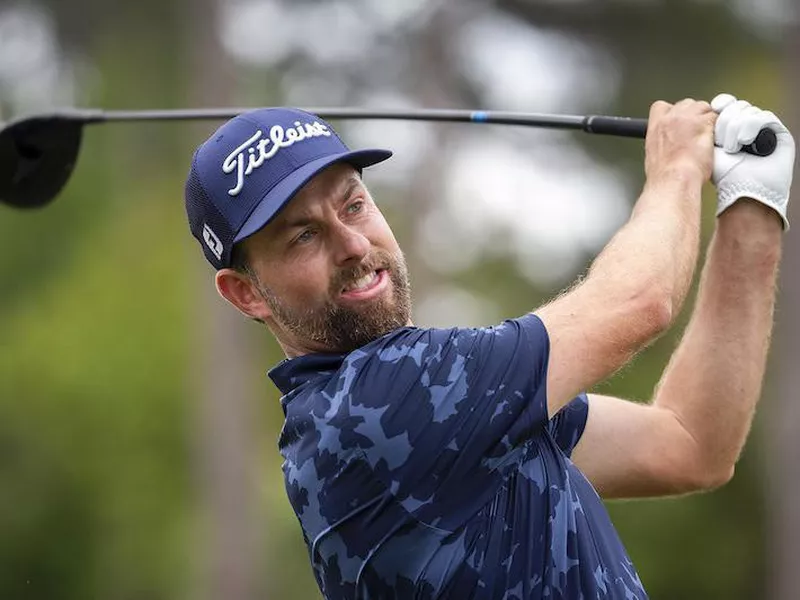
(222, 121), (332, 196)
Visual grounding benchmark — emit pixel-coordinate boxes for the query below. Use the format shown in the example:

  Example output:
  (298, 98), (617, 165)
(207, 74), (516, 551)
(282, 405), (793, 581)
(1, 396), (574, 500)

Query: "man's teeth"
(345, 271), (378, 292)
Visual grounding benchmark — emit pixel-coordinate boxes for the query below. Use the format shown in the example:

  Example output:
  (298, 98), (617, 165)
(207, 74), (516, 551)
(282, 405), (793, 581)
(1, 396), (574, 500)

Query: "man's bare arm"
(571, 200), (783, 497)
(536, 99), (714, 416)
(652, 199), (782, 485)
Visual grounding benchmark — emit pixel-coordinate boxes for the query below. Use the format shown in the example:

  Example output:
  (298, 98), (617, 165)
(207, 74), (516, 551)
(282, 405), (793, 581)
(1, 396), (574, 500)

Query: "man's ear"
(214, 268), (273, 322)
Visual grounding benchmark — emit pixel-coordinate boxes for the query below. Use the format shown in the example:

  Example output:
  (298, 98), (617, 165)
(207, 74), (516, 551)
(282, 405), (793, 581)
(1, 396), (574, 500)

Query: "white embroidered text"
(202, 224), (223, 260)
(223, 121), (331, 196)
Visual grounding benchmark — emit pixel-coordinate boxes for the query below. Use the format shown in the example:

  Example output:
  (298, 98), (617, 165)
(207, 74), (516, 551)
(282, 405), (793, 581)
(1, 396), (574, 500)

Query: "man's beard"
(254, 248), (412, 353)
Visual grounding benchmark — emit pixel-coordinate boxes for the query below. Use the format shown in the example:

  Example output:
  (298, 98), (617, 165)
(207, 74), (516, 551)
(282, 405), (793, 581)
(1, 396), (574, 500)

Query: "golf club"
(0, 107), (778, 210)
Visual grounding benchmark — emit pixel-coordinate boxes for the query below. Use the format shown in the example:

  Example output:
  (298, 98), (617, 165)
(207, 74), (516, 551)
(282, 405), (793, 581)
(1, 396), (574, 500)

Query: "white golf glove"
(711, 93), (795, 230)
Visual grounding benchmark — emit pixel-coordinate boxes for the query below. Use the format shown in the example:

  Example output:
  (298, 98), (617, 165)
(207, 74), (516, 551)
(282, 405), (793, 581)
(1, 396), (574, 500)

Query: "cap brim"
(233, 148), (392, 244)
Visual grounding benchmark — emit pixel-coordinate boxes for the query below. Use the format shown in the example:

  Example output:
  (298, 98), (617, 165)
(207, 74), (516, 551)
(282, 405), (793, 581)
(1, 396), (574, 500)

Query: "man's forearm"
(653, 199), (782, 482)
(534, 100), (714, 413)
(585, 170), (702, 320)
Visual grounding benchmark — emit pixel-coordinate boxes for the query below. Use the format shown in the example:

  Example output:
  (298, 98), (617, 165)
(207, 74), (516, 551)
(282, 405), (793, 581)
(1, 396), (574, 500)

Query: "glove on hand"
(711, 93), (795, 230)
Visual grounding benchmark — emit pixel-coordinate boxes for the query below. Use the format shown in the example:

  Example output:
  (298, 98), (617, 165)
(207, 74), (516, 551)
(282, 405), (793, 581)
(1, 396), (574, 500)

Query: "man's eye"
(346, 200), (364, 214)
(295, 229), (316, 244)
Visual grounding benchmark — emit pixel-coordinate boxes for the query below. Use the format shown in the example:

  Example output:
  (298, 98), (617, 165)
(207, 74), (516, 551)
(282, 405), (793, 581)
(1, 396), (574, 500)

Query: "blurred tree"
(1, 0), (197, 598)
(766, 15), (800, 600)
(182, 0), (266, 598)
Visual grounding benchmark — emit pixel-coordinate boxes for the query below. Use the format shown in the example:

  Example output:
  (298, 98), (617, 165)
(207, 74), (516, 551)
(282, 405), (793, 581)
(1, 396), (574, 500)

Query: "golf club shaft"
(47, 107), (779, 155)
(62, 107), (647, 137)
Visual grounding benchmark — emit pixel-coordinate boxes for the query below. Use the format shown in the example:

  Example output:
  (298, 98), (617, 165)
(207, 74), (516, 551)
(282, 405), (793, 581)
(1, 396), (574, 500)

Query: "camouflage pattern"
(270, 314), (647, 599)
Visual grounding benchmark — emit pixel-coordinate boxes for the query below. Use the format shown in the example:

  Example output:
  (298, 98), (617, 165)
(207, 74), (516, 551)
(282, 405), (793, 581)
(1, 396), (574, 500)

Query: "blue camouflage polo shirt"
(269, 313), (647, 599)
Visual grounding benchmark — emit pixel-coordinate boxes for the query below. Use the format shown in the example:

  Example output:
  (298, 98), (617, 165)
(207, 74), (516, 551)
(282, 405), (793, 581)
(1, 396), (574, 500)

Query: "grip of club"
(584, 115), (777, 156)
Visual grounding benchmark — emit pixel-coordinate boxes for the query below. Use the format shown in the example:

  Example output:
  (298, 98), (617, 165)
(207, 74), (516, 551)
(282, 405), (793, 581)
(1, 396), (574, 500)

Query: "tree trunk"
(184, 1), (265, 598)
(766, 17), (800, 600)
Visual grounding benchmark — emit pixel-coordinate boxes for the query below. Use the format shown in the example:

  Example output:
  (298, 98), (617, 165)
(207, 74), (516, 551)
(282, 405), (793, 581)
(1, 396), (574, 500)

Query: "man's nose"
(331, 221), (370, 266)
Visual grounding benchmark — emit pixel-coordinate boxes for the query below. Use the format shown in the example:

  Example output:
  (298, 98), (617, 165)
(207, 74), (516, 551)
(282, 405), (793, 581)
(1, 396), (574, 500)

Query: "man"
(184, 94), (794, 599)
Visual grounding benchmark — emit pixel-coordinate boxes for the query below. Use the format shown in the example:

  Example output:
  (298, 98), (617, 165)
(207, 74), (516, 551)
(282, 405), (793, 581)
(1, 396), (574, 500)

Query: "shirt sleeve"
(338, 313), (550, 524)
(547, 393), (590, 458)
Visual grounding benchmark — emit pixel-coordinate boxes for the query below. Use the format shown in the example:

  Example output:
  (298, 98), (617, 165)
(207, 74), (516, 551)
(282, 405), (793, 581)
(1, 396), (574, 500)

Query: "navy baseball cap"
(185, 107), (392, 269)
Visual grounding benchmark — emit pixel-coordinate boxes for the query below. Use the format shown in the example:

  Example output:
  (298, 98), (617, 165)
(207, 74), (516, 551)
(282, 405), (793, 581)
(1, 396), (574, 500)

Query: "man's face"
(239, 162), (412, 355)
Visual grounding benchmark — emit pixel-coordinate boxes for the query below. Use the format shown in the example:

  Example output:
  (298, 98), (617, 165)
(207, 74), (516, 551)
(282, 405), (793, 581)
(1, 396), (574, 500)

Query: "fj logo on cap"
(223, 121), (332, 197)
(202, 223), (223, 260)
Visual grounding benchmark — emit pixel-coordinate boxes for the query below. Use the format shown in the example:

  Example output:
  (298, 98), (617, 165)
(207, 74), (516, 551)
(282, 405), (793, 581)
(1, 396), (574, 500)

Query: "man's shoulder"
(303, 314), (549, 395)
(274, 314), (548, 403)
(357, 313), (547, 361)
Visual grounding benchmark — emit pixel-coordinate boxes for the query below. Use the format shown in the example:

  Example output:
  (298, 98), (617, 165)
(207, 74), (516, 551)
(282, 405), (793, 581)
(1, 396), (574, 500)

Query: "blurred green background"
(1, 0), (798, 598)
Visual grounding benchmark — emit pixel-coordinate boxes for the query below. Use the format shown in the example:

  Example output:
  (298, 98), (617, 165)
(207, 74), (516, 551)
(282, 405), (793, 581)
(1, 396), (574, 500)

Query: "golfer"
(184, 93), (794, 599)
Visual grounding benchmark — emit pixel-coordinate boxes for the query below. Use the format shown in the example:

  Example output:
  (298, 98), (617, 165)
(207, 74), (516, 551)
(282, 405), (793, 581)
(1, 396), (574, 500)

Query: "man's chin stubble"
(261, 287), (411, 353)
(255, 251), (413, 353)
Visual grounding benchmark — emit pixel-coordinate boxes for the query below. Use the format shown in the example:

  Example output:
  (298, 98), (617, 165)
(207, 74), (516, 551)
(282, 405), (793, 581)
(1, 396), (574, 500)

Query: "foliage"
(0, 1), (789, 598)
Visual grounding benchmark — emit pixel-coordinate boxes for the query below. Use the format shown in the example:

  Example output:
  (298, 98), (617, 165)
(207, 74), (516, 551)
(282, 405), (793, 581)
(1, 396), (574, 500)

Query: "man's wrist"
(718, 198), (783, 229)
(644, 163), (706, 199)
(716, 199), (783, 258)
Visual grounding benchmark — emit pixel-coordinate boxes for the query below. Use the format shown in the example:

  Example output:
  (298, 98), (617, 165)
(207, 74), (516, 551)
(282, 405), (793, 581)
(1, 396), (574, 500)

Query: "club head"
(0, 114), (83, 209)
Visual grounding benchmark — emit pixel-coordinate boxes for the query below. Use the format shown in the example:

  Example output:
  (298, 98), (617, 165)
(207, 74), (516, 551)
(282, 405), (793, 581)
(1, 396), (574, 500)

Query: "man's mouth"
(340, 269), (388, 298)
